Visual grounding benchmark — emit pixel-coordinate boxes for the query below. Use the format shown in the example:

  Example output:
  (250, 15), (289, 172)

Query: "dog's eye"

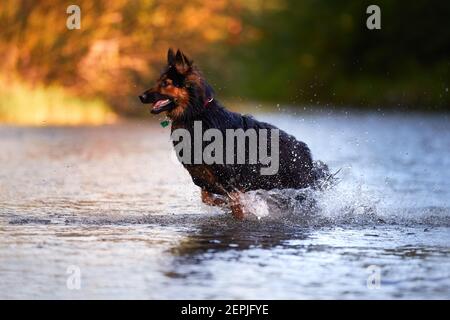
(161, 80), (169, 87)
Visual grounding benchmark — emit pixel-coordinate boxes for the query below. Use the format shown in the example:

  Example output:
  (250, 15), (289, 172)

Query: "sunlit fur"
(140, 49), (213, 121)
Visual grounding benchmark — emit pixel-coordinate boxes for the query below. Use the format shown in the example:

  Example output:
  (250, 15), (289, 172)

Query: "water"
(1, 110), (449, 299)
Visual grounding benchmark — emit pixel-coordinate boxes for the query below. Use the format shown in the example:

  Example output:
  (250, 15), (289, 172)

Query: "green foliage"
(221, 0), (450, 110)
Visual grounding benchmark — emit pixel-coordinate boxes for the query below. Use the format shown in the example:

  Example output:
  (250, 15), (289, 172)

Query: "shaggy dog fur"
(139, 49), (328, 218)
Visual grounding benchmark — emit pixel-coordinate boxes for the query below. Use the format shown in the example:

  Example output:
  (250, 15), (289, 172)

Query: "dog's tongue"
(153, 99), (170, 110)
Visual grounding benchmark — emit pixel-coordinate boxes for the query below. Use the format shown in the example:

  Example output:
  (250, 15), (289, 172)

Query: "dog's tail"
(311, 160), (340, 190)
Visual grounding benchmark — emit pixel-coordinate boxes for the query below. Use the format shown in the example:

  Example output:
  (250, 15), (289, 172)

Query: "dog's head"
(139, 48), (214, 120)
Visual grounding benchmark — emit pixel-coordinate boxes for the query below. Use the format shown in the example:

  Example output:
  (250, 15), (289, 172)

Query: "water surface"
(1, 110), (449, 299)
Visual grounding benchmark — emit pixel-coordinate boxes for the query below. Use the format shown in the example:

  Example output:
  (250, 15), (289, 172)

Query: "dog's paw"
(201, 190), (228, 207)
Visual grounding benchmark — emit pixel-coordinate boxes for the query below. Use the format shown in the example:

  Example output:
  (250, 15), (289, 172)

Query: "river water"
(1, 110), (449, 299)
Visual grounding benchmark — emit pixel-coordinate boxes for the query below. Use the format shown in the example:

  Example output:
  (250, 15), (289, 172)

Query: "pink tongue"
(154, 99), (169, 109)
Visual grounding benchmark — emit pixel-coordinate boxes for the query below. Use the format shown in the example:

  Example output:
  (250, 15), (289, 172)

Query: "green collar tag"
(160, 120), (170, 128)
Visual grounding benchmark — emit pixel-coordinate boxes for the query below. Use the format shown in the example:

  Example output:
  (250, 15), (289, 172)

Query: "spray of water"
(236, 178), (450, 227)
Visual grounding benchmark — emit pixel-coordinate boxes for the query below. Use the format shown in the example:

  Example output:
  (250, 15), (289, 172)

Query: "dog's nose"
(139, 94), (147, 103)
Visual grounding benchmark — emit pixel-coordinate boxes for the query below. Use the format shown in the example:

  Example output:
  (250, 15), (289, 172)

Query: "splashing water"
(238, 176), (449, 227)
(235, 181), (381, 225)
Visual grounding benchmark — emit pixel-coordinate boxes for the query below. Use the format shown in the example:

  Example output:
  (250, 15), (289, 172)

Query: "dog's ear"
(174, 49), (192, 74)
(167, 48), (176, 66)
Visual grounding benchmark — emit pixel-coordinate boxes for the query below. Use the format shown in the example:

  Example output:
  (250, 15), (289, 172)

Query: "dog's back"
(171, 101), (327, 195)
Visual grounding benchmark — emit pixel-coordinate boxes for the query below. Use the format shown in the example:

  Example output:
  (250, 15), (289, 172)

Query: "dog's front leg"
(201, 190), (227, 207)
(228, 191), (245, 220)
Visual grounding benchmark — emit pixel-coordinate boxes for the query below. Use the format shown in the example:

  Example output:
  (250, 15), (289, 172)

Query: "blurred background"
(0, 0), (449, 125)
(1, 1), (450, 300)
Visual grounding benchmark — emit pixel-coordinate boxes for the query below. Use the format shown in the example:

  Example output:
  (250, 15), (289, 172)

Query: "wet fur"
(140, 49), (328, 218)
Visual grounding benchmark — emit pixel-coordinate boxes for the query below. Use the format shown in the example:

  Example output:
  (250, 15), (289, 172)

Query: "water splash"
(237, 182), (450, 227)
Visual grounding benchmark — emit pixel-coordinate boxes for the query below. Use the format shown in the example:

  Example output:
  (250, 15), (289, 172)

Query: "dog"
(139, 49), (328, 219)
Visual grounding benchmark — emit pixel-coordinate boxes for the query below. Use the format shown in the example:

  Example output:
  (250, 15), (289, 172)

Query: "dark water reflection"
(170, 218), (309, 256)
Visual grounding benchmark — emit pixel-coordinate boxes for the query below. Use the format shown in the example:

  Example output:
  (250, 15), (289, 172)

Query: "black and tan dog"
(139, 49), (328, 218)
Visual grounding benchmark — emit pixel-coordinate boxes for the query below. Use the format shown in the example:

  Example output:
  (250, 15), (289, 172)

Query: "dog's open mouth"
(151, 99), (174, 114)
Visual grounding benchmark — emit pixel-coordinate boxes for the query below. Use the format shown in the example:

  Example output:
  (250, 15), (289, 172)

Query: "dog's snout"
(139, 94), (147, 103)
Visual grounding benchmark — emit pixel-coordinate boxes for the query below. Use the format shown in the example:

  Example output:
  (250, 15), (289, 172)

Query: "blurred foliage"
(0, 76), (115, 125)
(225, 0), (450, 110)
(0, 0), (256, 117)
(0, 0), (448, 124)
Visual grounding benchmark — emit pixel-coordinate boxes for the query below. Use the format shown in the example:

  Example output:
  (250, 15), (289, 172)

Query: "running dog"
(139, 49), (328, 218)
